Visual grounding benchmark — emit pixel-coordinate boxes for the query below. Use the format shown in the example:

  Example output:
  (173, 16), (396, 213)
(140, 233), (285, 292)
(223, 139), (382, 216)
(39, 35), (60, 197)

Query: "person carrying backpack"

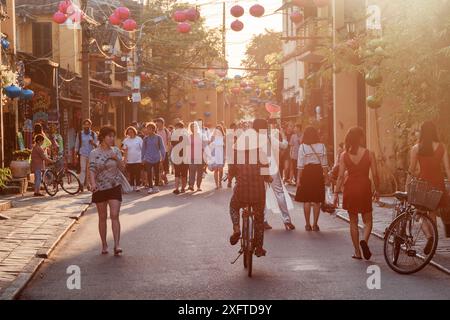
(75, 119), (98, 192)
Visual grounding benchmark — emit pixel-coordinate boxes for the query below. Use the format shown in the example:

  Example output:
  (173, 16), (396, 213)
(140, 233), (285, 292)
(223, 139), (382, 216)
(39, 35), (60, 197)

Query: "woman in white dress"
(209, 125), (226, 189)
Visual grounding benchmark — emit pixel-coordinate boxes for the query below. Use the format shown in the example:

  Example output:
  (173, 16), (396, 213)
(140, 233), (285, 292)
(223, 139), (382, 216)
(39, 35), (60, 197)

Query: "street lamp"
(345, 20), (356, 38)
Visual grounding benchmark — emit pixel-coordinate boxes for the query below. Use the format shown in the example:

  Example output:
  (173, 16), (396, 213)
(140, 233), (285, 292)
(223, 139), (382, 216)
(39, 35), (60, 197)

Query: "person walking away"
(142, 122), (166, 194)
(188, 121), (205, 192)
(209, 125), (226, 189)
(31, 134), (55, 197)
(407, 121), (450, 253)
(229, 119), (272, 257)
(289, 124), (302, 186)
(89, 126), (124, 256)
(295, 126), (329, 232)
(75, 119), (98, 192)
(264, 123), (295, 230)
(122, 126), (143, 192)
(48, 124), (64, 171)
(155, 118), (171, 185)
(226, 123), (238, 188)
(171, 121), (190, 194)
(333, 127), (379, 260)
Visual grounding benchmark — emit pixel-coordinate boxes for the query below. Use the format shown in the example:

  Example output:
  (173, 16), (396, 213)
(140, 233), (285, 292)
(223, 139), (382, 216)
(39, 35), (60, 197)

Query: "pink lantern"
(231, 20), (244, 32)
(58, 1), (71, 14)
(265, 102), (281, 113)
(249, 4), (265, 17)
(123, 19), (137, 31)
(240, 81), (247, 88)
(290, 12), (304, 24)
(53, 11), (67, 24)
(173, 10), (187, 22)
(115, 7), (130, 20)
(109, 13), (121, 25)
(71, 11), (81, 23)
(185, 8), (200, 22)
(177, 22), (191, 34)
(230, 5), (244, 18)
(313, 0), (330, 7)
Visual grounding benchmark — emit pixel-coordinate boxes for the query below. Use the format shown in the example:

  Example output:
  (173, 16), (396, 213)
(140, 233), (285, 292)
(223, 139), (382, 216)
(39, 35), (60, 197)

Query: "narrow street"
(19, 175), (450, 300)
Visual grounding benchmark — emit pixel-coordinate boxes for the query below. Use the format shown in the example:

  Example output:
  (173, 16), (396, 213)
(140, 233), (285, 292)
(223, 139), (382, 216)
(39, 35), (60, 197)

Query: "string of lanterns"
(172, 7), (201, 34)
(230, 4), (265, 32)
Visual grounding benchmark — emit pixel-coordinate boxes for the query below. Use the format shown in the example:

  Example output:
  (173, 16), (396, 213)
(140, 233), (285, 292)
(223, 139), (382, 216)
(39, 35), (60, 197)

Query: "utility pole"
(80, 0), (90, 121)
(222, 2), (226, 61)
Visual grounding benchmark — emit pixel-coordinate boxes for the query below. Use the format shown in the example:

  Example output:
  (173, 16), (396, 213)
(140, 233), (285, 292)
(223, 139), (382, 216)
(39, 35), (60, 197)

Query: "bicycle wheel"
(43, 169), (58, 197)
(60, 170), (81, 195)
(246, 215), (254, 278)
(242, 211), (249, 269)
(384, 211), (438, 274)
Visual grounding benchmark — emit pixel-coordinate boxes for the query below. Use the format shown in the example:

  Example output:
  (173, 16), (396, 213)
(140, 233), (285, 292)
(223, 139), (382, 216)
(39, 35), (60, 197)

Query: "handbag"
(118, 171), (133, 194)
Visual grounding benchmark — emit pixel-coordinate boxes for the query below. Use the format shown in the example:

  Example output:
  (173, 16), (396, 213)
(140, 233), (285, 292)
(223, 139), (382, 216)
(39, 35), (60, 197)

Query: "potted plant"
(10, 149), (31, 178)
(0, 168), (12, 191)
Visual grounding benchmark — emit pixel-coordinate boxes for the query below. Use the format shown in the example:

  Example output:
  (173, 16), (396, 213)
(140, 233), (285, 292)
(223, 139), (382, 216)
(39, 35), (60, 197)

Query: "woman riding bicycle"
(229, 119), (272, 258)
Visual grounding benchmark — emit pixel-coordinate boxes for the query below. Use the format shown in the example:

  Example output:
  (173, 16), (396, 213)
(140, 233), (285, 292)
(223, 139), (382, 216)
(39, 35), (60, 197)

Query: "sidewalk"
(285, 184), (450, 274)
(0, 191), (91, 299)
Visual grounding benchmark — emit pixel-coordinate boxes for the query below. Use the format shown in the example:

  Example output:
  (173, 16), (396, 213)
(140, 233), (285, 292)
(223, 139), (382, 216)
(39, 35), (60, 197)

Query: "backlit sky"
(186, 0), (283, 76)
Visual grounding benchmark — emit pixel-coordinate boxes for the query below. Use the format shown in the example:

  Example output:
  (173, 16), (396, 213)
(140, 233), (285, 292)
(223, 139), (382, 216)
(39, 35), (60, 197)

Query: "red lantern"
(185, 8), (199, 22)
(177, 22), (191, 33)
(58, 0), (71, 14)
(53, 11), (67, 24)
(249, 4), (265, 17)
(231, 20), (244, 32)
(265, 102), (281, 113)
(115, 7), (130, 20)
(109, 13), (121, 25)
(123, 19), (137, 31)
(240, 81), (247, 88)
(232, 87), (241, 95)
(173, 10), (187, 22)
(313, 0), (329, 7)
(290, 12), (304, 24)
(230, 5), (244, 18)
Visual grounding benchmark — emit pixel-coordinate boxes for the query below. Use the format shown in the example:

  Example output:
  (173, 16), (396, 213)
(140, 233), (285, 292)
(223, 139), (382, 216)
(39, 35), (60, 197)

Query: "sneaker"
(188, 186), (195, 191)
(173, 189), (180, 195)
(197, 187), (202, 192)
(255, 247), (267, 257)
(33, 193), (45, 197)
(264, 222), (272, 230)
(153, 187), (160, 193)
(180, 188), (185, 193)
(147, 188), (153, 194)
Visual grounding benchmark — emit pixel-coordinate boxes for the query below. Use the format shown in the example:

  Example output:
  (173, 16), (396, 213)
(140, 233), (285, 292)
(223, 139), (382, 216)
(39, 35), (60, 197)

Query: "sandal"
(114, 248), (123, 256)
(229, 231), (241, 246)
(352, 255), (362, 260)
(360, 240), (372, 260)
(284, 222), (296, 231)
(101, 249), (109, 255)
(305, 224), (312, 231)
(255, 247), (267, 257)
(312, 225), (320, 232)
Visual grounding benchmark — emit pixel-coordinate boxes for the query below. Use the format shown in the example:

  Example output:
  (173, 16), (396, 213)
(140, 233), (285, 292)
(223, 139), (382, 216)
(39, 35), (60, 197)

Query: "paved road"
(19, 175), (450, 299)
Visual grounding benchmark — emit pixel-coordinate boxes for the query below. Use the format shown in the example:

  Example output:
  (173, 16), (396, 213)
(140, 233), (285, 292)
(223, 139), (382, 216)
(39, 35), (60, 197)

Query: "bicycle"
(42, 158), (82, 197)
(231, 205), (255, 277)
(383, 186), (440, 274)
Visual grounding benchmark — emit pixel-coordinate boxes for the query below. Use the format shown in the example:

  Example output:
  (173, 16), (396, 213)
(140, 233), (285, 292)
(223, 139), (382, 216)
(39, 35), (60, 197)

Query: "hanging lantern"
(240, 81), (247, 88)
(1, 38), (10, 50)
(365, 67), (382, 87)
(249, 4), (265, 17)
(20, 89), (34, 101)
(122, 19), (137, 31)
(58, 1), (71, 14)
(204, 112), (211, 117)
(173, 10), (187, 23)
(290, 12), (303, 24)
(177, 22), (191, 34)
(109, 13), (121, 25)
(231, 20), (244, 32)
(53, 11), (67, 24)
(3, 85), (22, 99)
(185, 8), (200, 22)
(366, 95), (382, 109)
(230, 5), (244, 18)
(265, 102), (281, 113)
(313, 0), (330, 8)
(115, 7), (130, 20)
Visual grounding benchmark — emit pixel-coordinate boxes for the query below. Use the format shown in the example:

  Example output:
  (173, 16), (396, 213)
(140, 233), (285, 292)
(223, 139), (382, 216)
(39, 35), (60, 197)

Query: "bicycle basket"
(407, 178), (443, 211)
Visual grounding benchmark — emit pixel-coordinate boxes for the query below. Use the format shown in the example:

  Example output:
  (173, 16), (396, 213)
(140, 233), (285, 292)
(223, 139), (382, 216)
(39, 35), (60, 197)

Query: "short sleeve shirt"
(122, 136), (143, 164)
(89, 147), (123, 191)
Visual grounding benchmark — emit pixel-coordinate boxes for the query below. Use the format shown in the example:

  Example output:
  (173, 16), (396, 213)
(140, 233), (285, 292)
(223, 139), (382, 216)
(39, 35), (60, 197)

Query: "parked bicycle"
(231, 205), (255, 277)
(383, 173), (446, 274)
(42, 157), (82, 196)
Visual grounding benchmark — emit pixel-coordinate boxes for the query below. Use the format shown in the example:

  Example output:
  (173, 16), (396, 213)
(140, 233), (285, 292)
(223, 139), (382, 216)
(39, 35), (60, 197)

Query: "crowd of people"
(29, 116), (450, 260)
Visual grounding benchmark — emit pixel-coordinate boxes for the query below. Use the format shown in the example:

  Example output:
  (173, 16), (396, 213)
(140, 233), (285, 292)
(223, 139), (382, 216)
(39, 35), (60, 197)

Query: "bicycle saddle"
(394, 191), (408, 201)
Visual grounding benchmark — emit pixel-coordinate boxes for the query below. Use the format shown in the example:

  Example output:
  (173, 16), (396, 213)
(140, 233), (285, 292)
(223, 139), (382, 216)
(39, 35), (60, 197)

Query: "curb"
(288, 191), (450, 276)
(0, 201), (91, 300)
